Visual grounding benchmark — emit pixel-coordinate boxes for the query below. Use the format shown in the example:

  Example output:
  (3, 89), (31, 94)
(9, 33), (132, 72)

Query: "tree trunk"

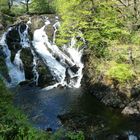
(26, 0), (29, 13)
(8, 0), (13, 10)
(134, 0), (138, 22)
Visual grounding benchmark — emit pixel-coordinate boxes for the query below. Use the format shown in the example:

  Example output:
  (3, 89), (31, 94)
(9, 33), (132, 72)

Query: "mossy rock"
(38, 60), (55, 87)
(0, 57), (10, 82)
(21, 48), (34, 80)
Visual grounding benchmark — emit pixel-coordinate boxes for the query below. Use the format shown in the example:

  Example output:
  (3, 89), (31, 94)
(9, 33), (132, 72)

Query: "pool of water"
(14, 86), (140, 139)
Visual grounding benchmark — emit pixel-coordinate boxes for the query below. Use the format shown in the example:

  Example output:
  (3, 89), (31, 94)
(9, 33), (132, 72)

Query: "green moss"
(130, 32), (140, 45)
(11, 5), (26, 16)
(106, 62), (134, 83)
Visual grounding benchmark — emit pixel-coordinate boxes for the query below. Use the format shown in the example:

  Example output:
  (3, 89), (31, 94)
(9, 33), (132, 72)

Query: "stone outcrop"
(83, 49), (140, 115)
(122, 95), (140, 115)
(20, 48), (34, 80)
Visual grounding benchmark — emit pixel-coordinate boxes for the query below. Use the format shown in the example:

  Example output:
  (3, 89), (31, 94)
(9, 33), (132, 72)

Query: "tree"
(31, 0), (54, 14)
(115, 0), (140, 30)
(8, 0), (13, 10)
(54, 0), (127, 51)
(25, 0), (29, 13)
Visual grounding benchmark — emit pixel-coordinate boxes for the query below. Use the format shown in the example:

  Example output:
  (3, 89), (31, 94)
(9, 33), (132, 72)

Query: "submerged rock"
(58, 113), (108, 139)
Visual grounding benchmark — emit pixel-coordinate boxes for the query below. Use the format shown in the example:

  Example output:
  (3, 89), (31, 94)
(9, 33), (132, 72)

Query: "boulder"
(0, 23), (4, 30)
(37, 59), (56, 87)
(122, 95), (140, 115)
(6, 23), (23, 62)
(20, 48), (34, 80)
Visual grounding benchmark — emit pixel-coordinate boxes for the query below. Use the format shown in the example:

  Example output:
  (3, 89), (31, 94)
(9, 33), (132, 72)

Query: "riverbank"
(83, 44), (140, 116)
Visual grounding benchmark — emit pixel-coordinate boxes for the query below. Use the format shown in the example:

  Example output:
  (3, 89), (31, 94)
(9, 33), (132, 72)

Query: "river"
(14, 86), (140, 139)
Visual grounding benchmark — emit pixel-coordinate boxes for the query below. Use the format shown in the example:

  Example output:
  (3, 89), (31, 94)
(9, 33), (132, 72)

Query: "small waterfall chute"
(31, 49), (39, 86)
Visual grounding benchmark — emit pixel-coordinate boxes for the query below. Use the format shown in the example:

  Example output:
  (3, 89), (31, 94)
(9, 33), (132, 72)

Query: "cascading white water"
(0, 24), (30, 86)
(53, 17), (60, 44)
(31, 49), (39, 86)
(0, 31), (25, 86)
(18, 24), (30, 48)
(0, 16), (84, 88)
(33, 25), (66, 84)
(33, 17), (84, 89)
(127, 132), (138, 140)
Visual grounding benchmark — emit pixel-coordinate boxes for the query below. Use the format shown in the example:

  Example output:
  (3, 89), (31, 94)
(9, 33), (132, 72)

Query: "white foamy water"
(33, 18), (84, 90)
(18, 24), (30, 48)
(53, 17), (60, 44)
(0, 24), (30, 86)
(0, 16), (84, 89)
(31, 49), (39, 85)
(0, 31), (25, 86)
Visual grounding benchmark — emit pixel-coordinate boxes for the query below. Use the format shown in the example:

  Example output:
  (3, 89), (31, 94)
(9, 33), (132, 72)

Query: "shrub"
(106, 62), (134, 83)
(131, 32), (140, 45)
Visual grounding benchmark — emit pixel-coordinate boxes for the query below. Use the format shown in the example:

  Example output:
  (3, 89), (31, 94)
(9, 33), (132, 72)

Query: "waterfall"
(18, 24), (30, 48)
(53, 16), (60, 44)
(33, 17), (84, 89)
(0, 16), (84, 89)
(31, 50), (39, 86)
(0, 23), (30, 86)
(0, 31), (25, 86)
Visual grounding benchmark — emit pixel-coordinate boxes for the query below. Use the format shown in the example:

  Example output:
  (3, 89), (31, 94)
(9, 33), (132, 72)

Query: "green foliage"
(30, 0), (55, 14)
(106, 62), (134, 83)
(0, 79), (49, 140)
(66, 131), (85, 140)
(11, 5), (26, 16)
(130, 32), (140, 45)
(54, 0), (127, 52)
(0, 0), (9, 10)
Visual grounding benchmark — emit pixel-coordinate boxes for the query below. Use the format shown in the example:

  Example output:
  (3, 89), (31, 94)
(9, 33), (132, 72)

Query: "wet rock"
(30, 16), (44, 32)
(101, 92), (127, 108)
(37, 59), (56, 87)
(0, 23), (4, 30)
(70, 65), (79, 73)
(106, 131), (139, 140)
(20, 23), (27, 33)
(6, 23), (23, 61)
(58, 113), (108, 139)
(131, 85), (140, 98)
(84, 82), (129, 108)
(0, 56), (10, 82)
(19, 80), (33, 86)
(122, 95), (140, 115)
(20, 48), (34, 80)
(45, 128), (52, 132)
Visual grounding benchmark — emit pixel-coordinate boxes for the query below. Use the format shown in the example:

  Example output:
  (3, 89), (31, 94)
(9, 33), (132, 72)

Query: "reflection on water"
(14, 87), (140, 139)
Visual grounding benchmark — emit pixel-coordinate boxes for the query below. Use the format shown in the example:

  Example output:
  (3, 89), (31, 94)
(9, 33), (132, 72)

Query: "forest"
(1, 0), (140, 140)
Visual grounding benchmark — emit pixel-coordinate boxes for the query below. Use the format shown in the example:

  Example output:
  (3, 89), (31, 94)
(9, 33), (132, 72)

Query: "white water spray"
(33, 17), (84, 90)
(0, 31), (25, 86)
(31, 49), (39, 86)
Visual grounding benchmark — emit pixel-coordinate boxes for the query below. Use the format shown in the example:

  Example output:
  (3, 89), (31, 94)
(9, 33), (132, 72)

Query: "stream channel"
(14, 86), (140, 139)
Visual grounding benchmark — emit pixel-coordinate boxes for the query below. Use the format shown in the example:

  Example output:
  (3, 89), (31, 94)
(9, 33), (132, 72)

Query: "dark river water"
(14, 86), (140, 139)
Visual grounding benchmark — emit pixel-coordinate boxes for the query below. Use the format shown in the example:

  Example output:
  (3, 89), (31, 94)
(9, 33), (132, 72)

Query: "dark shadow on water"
(14, 86), (140, 139)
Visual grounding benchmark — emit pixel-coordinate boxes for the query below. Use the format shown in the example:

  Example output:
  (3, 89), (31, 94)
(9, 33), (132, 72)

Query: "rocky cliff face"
(82, 49), (140, 116)
(0, 15), (58, 87)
